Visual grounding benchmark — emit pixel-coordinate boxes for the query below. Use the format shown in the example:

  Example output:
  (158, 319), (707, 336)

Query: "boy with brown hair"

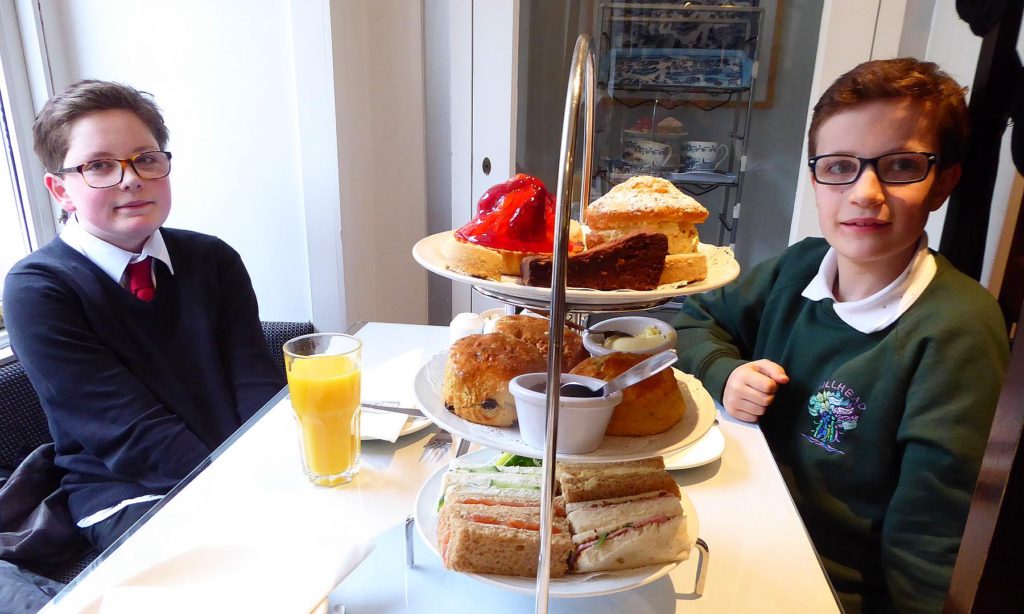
(673, 58), (1009, 612)
(3, 80), (284, 552)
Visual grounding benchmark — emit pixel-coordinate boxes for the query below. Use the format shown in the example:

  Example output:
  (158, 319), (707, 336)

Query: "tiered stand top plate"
(412, 231), (740, 310)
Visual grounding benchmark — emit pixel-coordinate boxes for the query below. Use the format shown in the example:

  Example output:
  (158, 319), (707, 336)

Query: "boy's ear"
(44, 173), (75, 212)
(928, 164), (962, 212)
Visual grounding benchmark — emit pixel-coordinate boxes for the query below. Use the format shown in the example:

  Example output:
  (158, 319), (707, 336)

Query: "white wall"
(35, 0), (313, 323)
(20, 0), (433, 329)
(329, 0), (429, 325)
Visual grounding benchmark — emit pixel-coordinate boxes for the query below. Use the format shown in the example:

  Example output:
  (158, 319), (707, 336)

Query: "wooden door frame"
(945, 301), (1024, 612)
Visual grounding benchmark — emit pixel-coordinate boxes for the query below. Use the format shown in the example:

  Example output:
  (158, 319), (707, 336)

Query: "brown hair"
(808, 58), (969, 168)
(32, 79), (169, 172)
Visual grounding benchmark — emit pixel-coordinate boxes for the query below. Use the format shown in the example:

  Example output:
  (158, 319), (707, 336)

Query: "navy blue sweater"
(3, 229), (285, 522)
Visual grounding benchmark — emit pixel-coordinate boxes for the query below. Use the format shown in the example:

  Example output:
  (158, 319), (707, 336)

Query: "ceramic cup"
(682, 141), (729, 172)
(622, 130), (685, 167)
(622, 138), (672, 169)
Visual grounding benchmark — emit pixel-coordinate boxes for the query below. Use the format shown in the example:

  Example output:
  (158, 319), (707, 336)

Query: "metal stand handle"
(694, 537), (710, 596)
(536, 33), (596, 614)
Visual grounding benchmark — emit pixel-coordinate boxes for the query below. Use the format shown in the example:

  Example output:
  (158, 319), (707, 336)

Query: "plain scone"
(584, 176), (709, 285)
(493, 314), (588, 371)
(569, 352), (687, 436)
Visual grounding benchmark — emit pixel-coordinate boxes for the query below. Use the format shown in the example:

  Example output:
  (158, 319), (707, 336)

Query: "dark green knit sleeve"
(670, 251), (786, 402)
(881, 288), (1009, 613)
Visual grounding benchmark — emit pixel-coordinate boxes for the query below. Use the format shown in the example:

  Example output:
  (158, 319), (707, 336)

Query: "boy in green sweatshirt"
(672, 58), (1009, 613)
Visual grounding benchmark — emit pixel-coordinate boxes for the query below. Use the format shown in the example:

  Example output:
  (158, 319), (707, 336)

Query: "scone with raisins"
(442, 333), (546, 426)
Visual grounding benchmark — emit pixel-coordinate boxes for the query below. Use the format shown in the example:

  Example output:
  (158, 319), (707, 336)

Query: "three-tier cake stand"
(413, 33), (730, 613)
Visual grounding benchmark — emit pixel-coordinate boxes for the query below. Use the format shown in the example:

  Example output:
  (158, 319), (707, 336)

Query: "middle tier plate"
(414, 364), (716, 462)
(412, 231), (740, 307)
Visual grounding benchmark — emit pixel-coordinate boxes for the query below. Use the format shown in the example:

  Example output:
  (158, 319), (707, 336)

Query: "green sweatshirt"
(672, 238), (1008, 614)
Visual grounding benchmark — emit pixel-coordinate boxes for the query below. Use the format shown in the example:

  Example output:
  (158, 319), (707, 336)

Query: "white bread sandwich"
(556, 457), (680, 503)
(568, 490), (690, 573)
(438, 460), (552, 507)
(584, 175), (709, 285)
(438, 503), (573, 578)
(444, 486), (566, 516)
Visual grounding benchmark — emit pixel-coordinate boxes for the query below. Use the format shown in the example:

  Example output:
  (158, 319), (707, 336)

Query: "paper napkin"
(97, 539), (374, 614)
(360, 408), (410, 443)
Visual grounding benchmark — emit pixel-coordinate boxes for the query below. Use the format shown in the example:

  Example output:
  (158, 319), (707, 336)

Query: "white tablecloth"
(43, 322), (839, 613)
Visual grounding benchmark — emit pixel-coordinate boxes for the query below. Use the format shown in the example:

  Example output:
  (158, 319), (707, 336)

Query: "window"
(0, 92), (31, 351)
(0, 4), (58, 357)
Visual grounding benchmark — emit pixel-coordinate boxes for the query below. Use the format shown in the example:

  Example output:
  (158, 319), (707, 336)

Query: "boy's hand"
(723, 360), (790, 423)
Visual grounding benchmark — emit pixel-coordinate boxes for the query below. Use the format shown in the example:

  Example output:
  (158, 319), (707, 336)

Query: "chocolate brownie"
(520, 232), (668, 291)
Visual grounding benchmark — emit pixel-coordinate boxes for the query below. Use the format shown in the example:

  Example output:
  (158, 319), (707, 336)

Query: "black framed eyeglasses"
(807, 151), (937, 185)
(56, 150), (172, 188)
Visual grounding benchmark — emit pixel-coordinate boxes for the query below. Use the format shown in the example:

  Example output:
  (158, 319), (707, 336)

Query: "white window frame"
(0, 0), (58, 358)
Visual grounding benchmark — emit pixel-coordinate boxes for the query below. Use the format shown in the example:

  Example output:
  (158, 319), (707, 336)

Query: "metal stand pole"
(536, 33), (595, 614)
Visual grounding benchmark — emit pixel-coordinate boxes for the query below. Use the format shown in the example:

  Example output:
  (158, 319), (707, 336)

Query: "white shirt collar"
(801, 234), (936, 334)
(59, 215), (174, 283)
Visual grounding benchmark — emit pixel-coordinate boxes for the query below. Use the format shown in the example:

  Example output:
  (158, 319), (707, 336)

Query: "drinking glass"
(283, 333), (362, 486)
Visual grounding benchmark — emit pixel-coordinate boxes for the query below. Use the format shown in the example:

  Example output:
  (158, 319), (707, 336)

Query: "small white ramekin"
(509, 373), (623, 454)
(582, 316), (677, 357)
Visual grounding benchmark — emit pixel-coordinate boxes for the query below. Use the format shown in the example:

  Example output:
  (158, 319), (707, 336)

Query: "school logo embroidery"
(801, 380), (865, 455)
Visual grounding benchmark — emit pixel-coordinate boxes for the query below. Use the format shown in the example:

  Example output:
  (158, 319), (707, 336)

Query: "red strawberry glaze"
(455, 173), (562, 254)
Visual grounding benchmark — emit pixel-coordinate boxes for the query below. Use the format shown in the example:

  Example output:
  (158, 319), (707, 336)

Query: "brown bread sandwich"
(438, 503), (573, 578)
(556, 457), (680, 503)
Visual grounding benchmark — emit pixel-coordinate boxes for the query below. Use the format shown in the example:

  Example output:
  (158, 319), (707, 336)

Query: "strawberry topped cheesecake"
(443, 174), (583, 280)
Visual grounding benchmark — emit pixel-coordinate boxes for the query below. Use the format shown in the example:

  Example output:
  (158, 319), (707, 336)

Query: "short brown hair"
(32, 79), (169, 172)
(808, 58), (969, 168)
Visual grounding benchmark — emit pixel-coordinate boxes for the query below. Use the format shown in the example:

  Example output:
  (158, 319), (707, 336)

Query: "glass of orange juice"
(283, 333), (362, 486)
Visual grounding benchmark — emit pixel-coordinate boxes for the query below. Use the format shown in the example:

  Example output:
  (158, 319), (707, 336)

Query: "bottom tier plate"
(413, 448), (699, 598)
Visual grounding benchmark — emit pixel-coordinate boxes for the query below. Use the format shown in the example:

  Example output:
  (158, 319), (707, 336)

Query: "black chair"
(261, 320), (315, 377)
(0, 359), (98, 583)
(0, 360), (53, 477)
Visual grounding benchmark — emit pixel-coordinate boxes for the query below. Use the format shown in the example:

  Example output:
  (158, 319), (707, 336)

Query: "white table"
(43, 322), (840, 613)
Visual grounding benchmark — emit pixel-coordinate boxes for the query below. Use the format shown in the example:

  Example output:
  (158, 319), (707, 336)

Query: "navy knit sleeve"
(3, 263), (210, 488)
(211, 240), (286, 421)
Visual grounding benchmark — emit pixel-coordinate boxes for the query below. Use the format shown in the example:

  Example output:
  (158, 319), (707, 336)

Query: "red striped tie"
(126, 258), (155, 302)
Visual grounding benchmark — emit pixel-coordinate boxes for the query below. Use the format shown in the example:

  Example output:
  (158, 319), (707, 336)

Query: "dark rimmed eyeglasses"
(807, 151), (938, 185)
(56, 150), (172, 189)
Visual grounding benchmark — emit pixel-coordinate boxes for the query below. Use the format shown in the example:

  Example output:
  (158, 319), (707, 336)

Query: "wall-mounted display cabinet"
(592, 2), (767, 247)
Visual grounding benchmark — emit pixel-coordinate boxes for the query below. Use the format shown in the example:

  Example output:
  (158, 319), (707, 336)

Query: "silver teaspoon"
(559, 349), (678, 398)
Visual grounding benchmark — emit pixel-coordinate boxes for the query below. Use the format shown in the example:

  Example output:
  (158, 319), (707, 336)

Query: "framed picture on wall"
(600, 0), (782, 107)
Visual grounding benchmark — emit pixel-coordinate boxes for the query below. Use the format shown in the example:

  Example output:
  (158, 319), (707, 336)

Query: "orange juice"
(287, 353), (361, 484)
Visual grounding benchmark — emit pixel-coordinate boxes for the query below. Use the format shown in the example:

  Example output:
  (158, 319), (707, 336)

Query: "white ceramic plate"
(413, 448), (698, 597)
(662, 424), (725, 470)
(415, 359), (716, 463)
(411, 231), (740, 306)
